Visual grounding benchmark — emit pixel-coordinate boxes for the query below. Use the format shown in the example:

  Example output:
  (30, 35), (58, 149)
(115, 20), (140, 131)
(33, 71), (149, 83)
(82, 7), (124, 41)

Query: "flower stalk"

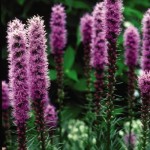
(7, 19), (29, 150)
(124, 25), (140, 150)
(27, 16), (49, 150)
(104, 0), (123, 149)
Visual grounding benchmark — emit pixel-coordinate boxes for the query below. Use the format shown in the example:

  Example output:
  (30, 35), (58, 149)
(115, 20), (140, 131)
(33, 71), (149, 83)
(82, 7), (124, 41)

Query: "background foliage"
(1, 0), (150, 149)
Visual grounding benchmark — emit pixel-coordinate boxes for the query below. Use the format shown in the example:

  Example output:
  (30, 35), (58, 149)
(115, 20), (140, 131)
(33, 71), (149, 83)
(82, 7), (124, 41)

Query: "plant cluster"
(2, 1), (150, 150)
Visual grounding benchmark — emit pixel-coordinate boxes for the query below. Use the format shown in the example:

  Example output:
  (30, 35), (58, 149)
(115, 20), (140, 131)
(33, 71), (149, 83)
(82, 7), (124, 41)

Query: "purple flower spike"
(2, 81), (10, 110)
(104, 0), (123, 43)
(124, 26), (140, 67)
(27, 16), (49, 149)
(80, 14), (93, 44)
(27, 16), (49, 103)
(138, 71), (150, 150)
(7, 19), (29, 149)
(7, 19), (29, 126)
(50, 4), (67, 54)
(104, 0), (123, 148)
(44, 104), (58, 128)
(91, 2), (107, 70)
(142, 9), (150, 71)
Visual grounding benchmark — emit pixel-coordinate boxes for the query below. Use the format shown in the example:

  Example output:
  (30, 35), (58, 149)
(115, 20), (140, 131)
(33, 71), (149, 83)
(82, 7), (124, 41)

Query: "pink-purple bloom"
(50, 4), (67, 54)
(124, 26), (140, 67)
(138, 71), (150, 94)
(27, 16), (49, 103)
(104, 0), (123, 43)
(44, 104), (58, 128)
(7, 19), (29, 125)
(2, 81), (10, 110)
(142, 9), (150, 71)
(90, 2), (107, 69)
(80, 14), (93, 44)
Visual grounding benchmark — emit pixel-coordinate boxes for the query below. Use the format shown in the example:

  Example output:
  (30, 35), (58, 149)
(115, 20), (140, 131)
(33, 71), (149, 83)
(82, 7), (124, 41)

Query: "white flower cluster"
(66, 119), (96, 149)
(119, 120), (142, 150)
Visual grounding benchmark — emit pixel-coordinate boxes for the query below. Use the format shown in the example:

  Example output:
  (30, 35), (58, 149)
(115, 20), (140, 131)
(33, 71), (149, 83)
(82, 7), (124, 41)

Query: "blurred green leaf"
(64, 46), (75, 70)
(73, 1), (90, 10)
(124, 7), (143, 19)
(65, 69), (78, 81)
(62, 106), (81, 124)
(49, 69), (56, 80)
(73, 78), (87, 91)
(17, 0), (25, 5)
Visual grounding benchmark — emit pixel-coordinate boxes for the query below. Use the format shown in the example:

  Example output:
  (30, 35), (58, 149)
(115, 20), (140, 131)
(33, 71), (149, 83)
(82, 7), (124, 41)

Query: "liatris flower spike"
(50, 4), (67, 55)
(80, 14), (93, 106)
(91, 2), (107, 123)
(2, 81), (11, 148)
(124, 25), (140, 150)
(50, 5), (67, 143)
(50, 4), (67, 98)
(80, 14), (93, 45)
(138, 71), (150, 150)
(27, 16), (49, 150)
(142, 9), (150, 71)
(124, 26), (140, 68)
(104, 0), (123, 149)
(7, 19), (29, 150)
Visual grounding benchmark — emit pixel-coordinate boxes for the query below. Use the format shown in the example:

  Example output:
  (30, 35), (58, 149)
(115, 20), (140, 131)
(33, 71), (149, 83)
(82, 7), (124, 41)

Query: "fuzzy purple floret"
(80, 14), (93, 44)
(7, 19), (29, 125)
(27, 16), (49, 103)
(104, 0), (123, 43)
(50, 4), (67, 54)
(2, 81), (10, 110)
(142, 9), (150, 71)
(44, 104), (58, 128)
(138, 71), (150, 94)
(90, 2), (107, 69)
(124, 26), (140, 67)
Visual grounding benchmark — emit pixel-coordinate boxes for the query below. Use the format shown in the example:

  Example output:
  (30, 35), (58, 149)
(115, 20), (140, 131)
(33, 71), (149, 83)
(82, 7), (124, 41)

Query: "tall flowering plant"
(80, 14), (93, 108)
(124, 25), (140, 150)
(27, 16), (49, 150)
(90, 2), (107, 123)
(7, 19), (29, 150)
(104, 0), (123, 149)
(50, 4), (67, 142)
